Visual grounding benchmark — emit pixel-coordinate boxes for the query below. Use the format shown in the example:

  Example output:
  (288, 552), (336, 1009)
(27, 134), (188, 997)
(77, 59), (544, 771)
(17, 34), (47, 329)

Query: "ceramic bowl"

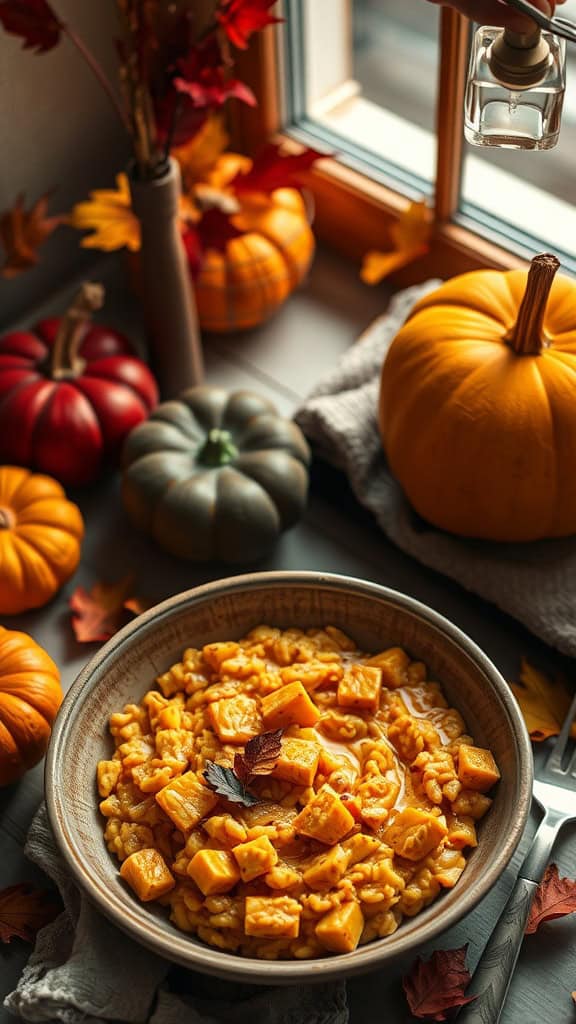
(46, 571), (532, 984)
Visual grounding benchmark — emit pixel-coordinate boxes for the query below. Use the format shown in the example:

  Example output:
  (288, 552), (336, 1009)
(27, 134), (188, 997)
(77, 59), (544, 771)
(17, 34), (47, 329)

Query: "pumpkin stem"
(50, 282), (105, 379)
(508, 253), (560, 355)
(198, 429), (239, 467)
(0, 508), (13, 530)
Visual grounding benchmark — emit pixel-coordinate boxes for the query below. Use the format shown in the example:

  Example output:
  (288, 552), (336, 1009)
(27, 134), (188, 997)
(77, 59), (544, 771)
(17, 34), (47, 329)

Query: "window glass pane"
(461, 3), (576, 259)
(291, 0), (440, 191)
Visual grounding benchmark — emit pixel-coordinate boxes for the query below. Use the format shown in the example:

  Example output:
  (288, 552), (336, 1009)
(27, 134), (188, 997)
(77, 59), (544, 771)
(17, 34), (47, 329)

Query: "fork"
(504, 0), (576, 44)
(457, 688), (576, 1023)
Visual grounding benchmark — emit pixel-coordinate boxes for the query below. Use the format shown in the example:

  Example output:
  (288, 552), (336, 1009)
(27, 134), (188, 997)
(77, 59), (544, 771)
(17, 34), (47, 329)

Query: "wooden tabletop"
(1, 249), (575, 1024)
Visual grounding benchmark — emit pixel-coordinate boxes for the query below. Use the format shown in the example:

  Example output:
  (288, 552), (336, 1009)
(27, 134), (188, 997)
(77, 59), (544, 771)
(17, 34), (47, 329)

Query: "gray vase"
(129, 157), (204, 398)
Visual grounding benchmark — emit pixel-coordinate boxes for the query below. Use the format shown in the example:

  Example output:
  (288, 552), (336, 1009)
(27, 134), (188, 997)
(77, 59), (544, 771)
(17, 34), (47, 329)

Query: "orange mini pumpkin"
(0, 627), (62, 786)
(194, 187), (315, 333)
(379, 254), (576, 542)
(0, 466), (84, 614)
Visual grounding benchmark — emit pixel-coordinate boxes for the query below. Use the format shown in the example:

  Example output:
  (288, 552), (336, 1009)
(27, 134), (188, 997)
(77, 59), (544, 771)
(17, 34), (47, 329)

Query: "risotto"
(97, 625), (500, 959)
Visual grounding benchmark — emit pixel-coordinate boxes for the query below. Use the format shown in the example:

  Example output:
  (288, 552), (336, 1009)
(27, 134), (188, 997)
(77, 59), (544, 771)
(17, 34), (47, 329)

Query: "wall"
(0, 0), (129, 327)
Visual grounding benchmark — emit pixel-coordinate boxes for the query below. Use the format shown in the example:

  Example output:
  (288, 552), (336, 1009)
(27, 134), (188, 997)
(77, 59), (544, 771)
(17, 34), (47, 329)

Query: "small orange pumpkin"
(379, 253), (576, 542)
(0, 466), (84, 614)
(194, 186), (315, 333)
(0, 627), (62, 786)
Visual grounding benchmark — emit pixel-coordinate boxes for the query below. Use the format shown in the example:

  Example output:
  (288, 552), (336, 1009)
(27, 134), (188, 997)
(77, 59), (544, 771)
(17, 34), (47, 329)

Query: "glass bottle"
(464, 26), (566, 150)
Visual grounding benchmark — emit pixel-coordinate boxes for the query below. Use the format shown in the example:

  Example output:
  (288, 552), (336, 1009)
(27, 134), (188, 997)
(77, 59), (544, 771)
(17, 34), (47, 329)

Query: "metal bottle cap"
(489, 27), (551, 88)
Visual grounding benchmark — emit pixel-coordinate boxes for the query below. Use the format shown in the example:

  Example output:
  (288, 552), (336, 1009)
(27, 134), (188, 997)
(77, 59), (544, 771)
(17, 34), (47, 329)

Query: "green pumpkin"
(121, 387), (311, 562)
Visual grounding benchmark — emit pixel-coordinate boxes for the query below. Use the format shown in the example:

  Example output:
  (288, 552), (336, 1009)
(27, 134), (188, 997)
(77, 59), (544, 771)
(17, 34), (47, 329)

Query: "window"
(240, 0), (576, 277)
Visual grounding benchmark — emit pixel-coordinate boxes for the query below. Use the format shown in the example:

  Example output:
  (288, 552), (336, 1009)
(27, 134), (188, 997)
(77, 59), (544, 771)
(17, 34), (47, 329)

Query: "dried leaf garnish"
(0, 191), (66, 277)
(0, 0), (62, 54)
(525, 863), (576, 934)
(69, 575), (148, 643)
(233, 729), (283, 785)
(0, 883), (60, 943)
(510, 659), (576, 742)
(203, 761), (260, 807)
(402, 945), (476, 1021)
(361, 200), (431, 285)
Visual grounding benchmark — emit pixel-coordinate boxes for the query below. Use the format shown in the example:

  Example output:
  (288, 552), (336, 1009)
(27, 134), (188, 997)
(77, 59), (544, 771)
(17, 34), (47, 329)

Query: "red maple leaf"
(525, 863), (576, 934)
(174, 38), (256, 109)
(0, 0), (61, 53)
(402, 945), (476, 1021)
(0, 884), (60, 943)
(69, 575), (149, 643)
(217, 0), (283, 50)
(232, 143), (327, 194)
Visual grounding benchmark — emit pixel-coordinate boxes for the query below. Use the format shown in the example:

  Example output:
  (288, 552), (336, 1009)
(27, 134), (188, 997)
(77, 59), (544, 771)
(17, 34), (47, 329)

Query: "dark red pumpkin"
(0, 282), (158, 486)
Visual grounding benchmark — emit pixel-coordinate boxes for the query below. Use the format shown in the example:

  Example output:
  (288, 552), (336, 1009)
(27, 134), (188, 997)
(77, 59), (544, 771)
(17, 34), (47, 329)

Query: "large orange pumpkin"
(194, 185), (315, 333)
(0, 627), (62, 786)
(0, 466), (84, 614)
(379, 254), (576, 542)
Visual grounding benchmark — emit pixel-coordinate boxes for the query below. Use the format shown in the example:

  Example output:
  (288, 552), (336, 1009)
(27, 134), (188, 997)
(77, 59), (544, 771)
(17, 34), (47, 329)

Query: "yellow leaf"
(173, 114), (229, 189)
(360, 200), (431, 285)
(510, 659), (576, 742)
(71, 174), (141, 253)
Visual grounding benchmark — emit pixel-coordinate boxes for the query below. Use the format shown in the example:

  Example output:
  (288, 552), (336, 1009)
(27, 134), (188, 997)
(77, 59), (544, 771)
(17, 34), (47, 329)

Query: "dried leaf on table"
(203, 760), (261, 807)
(525, 863), (576, 934)
(0, 192), (66, 278)
(402, 945), (476, 1021)
(510, 658), (576, 742)
(0, 0), (62, 53)
(69, 575), (148, 643)
(233, 728), (283, 784)
(71, 174), (141, 252)
(217, 0), (283, 50)
(0, 883), (60, 943)
(232, 142), (327, 194)
(360, 200), (432, 285)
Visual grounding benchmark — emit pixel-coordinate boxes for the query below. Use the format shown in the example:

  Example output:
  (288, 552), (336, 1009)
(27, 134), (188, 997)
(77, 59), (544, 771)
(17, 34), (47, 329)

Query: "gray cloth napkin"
(295, 280), (576, 659)
(5, 804), (348, 1024)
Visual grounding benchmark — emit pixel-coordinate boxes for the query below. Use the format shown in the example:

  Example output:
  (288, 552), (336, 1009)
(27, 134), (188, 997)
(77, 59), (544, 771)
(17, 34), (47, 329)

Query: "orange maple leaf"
(525, 863), (576, 934)
(402, 945), (476, 1021)
(0, 191), (66, 278)
(0, 883), (60, 944)
(69, 575), (149, 643)
(361, 200), (431, 285)
(510, 659), (576, 742)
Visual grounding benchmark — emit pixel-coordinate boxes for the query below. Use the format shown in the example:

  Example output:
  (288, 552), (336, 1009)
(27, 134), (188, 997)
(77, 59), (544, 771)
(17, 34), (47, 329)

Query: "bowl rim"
(46, 570), (533, 983)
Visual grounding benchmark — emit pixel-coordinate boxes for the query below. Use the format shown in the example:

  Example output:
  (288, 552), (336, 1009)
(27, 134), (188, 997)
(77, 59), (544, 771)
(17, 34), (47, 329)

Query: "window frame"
(233, 6), (526, 280)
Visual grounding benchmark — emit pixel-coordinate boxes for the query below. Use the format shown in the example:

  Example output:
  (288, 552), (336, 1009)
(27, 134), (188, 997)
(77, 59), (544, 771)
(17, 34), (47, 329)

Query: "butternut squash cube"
(207, 694), (262, 744)
(187, 848), (240, 895)
(261, 682), (320, 730)
(302, 844), (349, 889)
(155, 771), (218, 831)
(342, 832), (382, 866)
(120, 848), (175, 902)
(337, 664), (382, 712)
(315, 901), (364, 953)
(232, 835), (278, 882)
(457, 744), (500, 793)
(384, 807), (448, 861)
(244, 895), (302, 938)
(271, 737), (321, 787)
(364, 647), (409, 689)
(293, 784), (355, 845)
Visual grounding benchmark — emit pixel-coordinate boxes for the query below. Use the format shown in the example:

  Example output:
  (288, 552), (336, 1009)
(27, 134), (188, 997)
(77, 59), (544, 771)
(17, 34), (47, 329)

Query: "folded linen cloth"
(5, 804), (348, 1024)
(295, 280), (576, 659)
